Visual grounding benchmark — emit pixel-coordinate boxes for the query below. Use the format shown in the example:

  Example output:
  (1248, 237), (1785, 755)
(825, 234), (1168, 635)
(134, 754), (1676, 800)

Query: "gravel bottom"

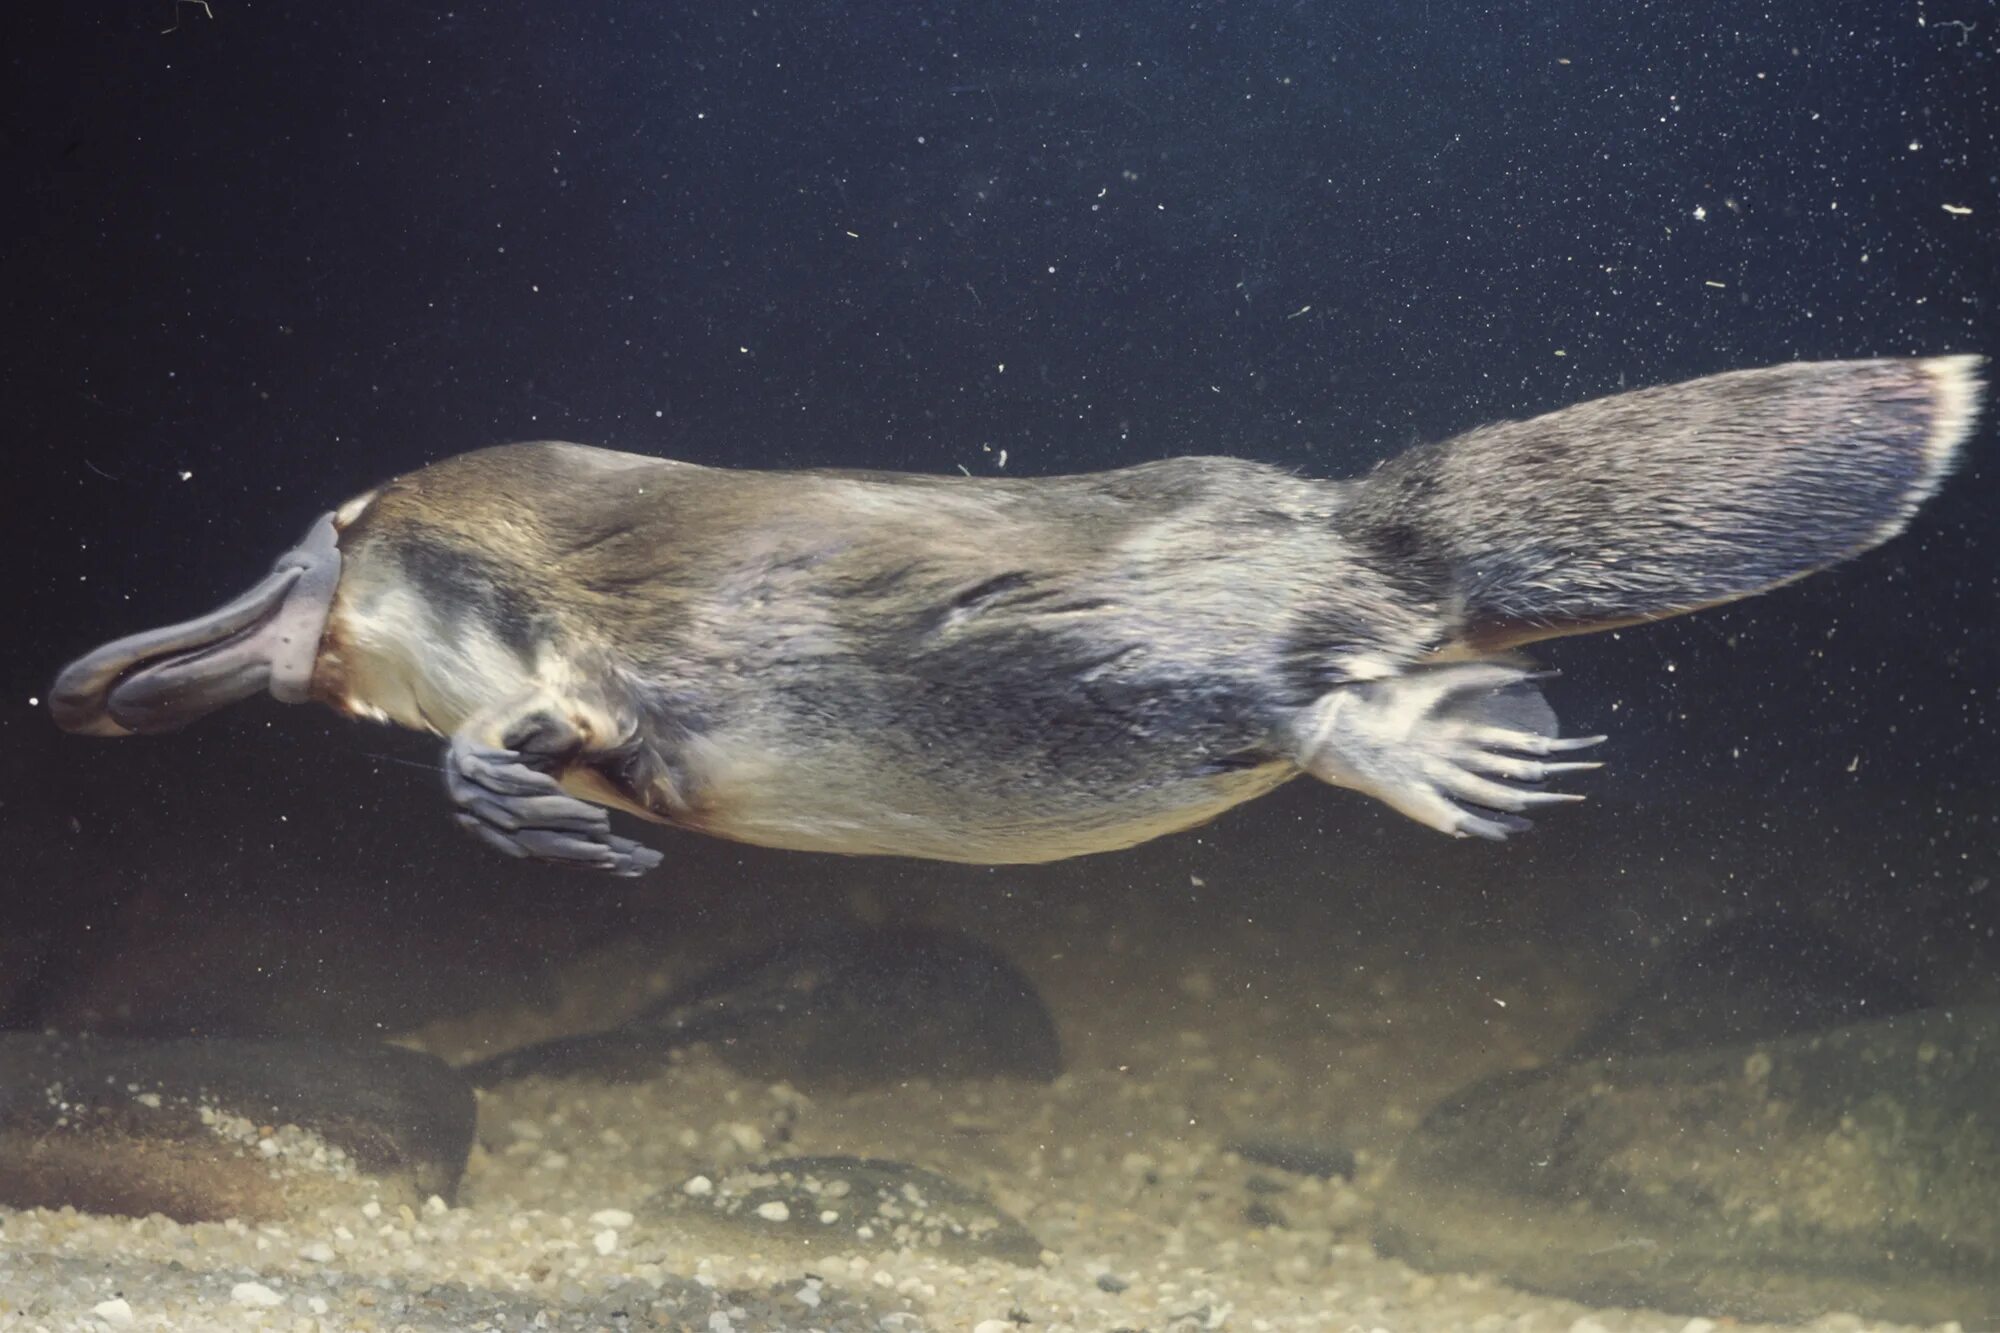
(0, 857), (1980, 1333)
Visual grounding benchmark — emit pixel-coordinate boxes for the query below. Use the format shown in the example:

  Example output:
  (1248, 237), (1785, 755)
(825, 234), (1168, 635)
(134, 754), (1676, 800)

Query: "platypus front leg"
(444, 697), (664, 876)
(1287, 662), (1604, 840)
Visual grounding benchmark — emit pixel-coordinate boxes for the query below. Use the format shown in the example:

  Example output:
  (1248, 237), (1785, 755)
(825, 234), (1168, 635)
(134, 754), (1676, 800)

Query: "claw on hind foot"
(1294, 662), (1605, 840)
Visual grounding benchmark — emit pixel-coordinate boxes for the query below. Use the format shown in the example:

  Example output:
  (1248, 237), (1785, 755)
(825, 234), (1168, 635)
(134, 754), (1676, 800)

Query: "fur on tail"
(1346, 356), (1984, 652)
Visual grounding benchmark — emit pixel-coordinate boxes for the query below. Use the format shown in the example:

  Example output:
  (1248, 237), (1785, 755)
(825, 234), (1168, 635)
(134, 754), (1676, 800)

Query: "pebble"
(671, 1154), (1043, 1265)
(589, 1207), (634, 1228)
(231, 1281), (283, 1307)
(91, 1299), (135, 1326)
(682, 1174), (714, 1197)
(1229, 1137), (1358, 1181)
(594, 1228), (619, 1255)
(973, 1321), (1013, 1333)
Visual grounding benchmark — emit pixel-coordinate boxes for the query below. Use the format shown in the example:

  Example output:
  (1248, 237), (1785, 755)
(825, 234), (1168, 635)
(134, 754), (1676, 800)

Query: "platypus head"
(48, 513), (343, 737)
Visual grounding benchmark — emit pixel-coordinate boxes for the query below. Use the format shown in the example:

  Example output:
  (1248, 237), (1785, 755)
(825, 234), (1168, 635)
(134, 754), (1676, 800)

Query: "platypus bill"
(50, 356), (1984, 875)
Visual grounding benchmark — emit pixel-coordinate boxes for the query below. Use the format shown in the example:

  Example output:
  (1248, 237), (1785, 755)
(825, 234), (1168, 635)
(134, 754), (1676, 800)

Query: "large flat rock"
(1375, 1005), (2000, 1325)
(0, 1034), (475, 1222)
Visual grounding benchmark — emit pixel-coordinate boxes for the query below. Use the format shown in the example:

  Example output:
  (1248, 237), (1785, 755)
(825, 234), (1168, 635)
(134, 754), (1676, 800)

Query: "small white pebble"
(298, 1242), (336, 1263)
(589, 1208), (634, 1228)
(974, 1321), (1014, 1333)
(594, 1228), (619, 1255)
(796, 1281), (822, 1308)
(682, 1175), (714, 1197)
(257, 1137), (282, 1158)
(424, 1194), (448, 1215)
(819, 1209), (840, 1224)
(360, 1201), (381, 1219)
(755, 1200), (791, 1222)
(92, 1299), (135, 1327)
(231, 1282), (283, 1308)
(707, 1314), (735, 1333)
(1679, 1322), (1719, 1333)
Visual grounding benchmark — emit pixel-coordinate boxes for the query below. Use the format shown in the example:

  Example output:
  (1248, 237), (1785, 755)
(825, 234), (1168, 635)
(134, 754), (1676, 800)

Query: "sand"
(2, 795), (1989, 1333)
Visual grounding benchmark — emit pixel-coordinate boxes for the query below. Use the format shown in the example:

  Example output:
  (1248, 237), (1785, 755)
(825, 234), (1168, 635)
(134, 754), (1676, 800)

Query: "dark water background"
(0, 1), (1993, 1033)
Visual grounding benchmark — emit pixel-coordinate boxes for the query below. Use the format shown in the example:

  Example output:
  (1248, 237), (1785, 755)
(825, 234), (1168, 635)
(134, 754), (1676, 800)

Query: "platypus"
(50, 356), (1984, 874)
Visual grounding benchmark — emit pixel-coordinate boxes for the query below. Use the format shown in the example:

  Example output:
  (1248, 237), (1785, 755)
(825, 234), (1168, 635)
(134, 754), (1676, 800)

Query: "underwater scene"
(3, 2), (1995, 1331)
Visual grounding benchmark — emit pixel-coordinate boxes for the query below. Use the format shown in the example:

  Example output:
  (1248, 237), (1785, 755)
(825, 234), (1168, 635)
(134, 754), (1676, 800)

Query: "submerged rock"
(0, 1034), (475, 1222)
(463, 924), (1062, 1091)
(663, 1154), (1043, 1265)
(1227, 1137), (1357, 1182)
(1560, 913), (1931, 1061)
(1375, 918), (1999, 1325)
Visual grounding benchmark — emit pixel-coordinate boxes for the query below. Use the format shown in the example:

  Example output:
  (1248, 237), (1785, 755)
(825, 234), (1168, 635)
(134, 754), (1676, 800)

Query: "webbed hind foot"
(1291, 662), (1604, 840)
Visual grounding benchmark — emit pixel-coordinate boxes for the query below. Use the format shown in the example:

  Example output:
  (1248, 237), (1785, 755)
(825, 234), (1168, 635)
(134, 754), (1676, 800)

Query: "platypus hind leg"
(1288, 663), (1604, 840)
(444, 697), (664, 876)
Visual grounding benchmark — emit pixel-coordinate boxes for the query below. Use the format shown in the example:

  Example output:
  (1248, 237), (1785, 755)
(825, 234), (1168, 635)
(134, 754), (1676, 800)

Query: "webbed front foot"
(1291, 662), (1604, 840)
(444, 712), (663, 876)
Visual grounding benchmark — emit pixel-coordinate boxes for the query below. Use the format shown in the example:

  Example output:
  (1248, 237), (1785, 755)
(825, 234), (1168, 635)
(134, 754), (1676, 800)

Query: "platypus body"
(51, 357), (1984, 874)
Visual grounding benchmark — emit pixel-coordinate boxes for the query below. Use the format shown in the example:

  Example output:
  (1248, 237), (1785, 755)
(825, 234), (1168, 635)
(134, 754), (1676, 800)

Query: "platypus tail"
(1345, 356), (1985, 652)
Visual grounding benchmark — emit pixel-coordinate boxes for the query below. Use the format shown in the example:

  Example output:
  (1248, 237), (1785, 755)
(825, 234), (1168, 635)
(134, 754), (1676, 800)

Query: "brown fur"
(321, 450), (1361, 858)
(293, 356), (1983, 860)
(1347, 357), (1977, 650)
